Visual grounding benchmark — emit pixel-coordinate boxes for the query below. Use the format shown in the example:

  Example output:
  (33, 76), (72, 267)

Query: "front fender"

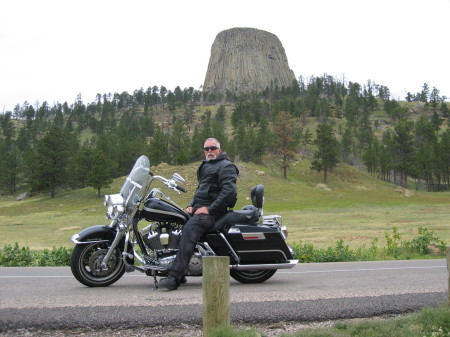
(71, 225), (117, 245)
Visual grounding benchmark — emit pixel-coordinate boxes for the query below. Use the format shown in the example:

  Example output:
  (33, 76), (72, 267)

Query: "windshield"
(120, 155), (151, 212)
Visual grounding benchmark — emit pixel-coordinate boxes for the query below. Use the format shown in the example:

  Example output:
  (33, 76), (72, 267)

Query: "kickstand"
(152, 275), (159, 290)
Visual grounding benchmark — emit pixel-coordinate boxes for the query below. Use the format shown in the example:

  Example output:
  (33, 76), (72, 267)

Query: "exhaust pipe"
(230, 259), (298, 271)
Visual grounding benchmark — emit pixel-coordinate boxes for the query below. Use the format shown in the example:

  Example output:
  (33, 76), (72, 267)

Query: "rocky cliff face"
(203, 27), (296, 94)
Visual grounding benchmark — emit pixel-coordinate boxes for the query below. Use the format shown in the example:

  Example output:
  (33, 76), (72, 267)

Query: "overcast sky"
(1, 0), (449, 112)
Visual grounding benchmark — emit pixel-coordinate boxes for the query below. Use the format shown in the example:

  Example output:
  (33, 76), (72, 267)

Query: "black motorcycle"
(70, 155), (298, 288)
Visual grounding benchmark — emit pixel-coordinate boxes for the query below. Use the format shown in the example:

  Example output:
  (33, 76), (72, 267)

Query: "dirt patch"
(340, 236), (373, 241)
(352, 214), (367, 218)
(419, 208), (437, 213)
(59, 226), (81, 231)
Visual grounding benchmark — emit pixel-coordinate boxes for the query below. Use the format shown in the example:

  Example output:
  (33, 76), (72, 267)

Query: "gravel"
(0, 319), (382, 337)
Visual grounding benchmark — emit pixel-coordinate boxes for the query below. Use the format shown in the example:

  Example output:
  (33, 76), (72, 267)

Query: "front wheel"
(230, 269), (276, 283)
(70, 242), (125, 287)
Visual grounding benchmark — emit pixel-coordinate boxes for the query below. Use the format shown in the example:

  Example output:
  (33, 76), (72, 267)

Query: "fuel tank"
(142, 197), (188, 223)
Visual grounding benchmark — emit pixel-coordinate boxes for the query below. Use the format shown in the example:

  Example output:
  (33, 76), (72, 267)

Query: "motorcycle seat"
(208, 205), (260, 233)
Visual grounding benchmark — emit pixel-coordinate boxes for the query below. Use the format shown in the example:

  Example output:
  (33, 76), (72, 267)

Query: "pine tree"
(439, 129), (450, 188)
(392, 120), (416, 188)
(215, 105), (227, 122)
(71, 143), (94, 188)
(148, 126), (169, 165)
(311, 123), (339, 183)
(169, 119), (190, 165)
(30, 123), (71, 197)
(272, 111), (296, 179)
(3, 146), (21, 194)
(87, 149), (113, 197)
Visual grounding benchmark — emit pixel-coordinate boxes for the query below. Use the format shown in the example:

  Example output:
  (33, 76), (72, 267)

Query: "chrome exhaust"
(230, 259), (298, 270)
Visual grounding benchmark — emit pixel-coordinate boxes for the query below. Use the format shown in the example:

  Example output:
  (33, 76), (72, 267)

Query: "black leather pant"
(169, 214), (215, 280)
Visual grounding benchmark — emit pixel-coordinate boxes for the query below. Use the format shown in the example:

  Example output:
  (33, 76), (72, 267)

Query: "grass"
(208, 306), (450, 337)
(1, 158), (449, 250)
(282, 204), (450, 248)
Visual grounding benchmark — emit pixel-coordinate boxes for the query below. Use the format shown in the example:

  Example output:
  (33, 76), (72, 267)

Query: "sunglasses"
(204, 146), (220, 151)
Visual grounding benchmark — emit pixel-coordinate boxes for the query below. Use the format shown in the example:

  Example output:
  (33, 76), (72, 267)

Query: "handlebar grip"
(176, 185), (187, 193)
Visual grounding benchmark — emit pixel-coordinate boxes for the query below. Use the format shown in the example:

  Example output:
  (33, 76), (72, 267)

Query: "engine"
(140, 222), (203, 276)
(141, 223), (181, 251)
(154, 253), (203, 276)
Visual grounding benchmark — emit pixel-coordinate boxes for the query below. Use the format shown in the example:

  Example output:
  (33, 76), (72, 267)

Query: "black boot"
(159, 275), (179, 290)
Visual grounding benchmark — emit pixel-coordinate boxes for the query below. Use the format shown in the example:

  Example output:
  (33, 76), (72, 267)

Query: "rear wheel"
(230, 269), (276, 283)
(70, 242), (125, 287)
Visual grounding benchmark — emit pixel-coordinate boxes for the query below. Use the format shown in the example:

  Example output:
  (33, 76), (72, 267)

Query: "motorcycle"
(70, 155), (298, 288)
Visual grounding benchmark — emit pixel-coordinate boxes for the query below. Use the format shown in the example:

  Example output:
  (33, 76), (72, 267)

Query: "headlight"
(104, 194), (125, 219)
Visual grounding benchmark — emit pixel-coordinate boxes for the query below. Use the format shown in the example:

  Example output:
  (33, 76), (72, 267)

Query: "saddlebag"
(206, 223), (292, 264)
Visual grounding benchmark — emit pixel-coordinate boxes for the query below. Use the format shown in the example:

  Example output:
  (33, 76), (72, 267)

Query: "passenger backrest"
(250, 184), (264, 216)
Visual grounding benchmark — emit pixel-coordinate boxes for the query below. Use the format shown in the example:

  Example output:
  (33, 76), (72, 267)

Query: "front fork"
(101, 215), (144, 269)
(101, 222), (126, 269)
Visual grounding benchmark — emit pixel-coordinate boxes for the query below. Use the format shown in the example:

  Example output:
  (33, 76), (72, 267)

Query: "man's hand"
(194, 206), (209, 215)
(186, 206), (193, 214)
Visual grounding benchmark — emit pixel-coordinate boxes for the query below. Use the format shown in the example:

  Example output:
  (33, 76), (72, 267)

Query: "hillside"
(1, 157), (449, 250)
(1, 76), (450, 251)
(1, 75), (449, 197)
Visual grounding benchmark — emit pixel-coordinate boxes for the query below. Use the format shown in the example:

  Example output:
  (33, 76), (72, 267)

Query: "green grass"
(1, 158), (449, 250)
(208, 306), (450, 337)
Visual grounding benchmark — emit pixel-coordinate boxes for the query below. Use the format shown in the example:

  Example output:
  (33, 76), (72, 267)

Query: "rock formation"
(203, 27), (296, 95)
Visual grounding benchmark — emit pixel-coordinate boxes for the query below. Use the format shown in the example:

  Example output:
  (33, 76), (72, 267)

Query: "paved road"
(0, 259), (447, 332)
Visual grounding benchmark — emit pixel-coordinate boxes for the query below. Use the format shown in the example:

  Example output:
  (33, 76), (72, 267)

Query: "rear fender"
(71, 225), (117, 245)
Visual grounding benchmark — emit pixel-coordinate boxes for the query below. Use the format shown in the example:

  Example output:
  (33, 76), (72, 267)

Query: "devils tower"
(203, 27), (296, 94)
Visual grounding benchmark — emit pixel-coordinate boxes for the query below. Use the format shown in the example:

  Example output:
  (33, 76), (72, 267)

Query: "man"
(159, 137), (239, 290)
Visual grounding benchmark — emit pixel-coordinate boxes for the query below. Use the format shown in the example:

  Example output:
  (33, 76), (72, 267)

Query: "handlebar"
(176, 185), (187, 193)
(150, 174), (187, 194)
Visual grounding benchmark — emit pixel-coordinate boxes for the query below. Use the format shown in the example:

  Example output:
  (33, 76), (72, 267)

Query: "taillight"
(281, 226), (288, 239)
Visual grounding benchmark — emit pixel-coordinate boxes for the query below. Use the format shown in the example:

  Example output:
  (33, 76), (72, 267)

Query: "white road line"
(0, 265), (445, 278)
(0, 274), (147, 279)
(279, 265), (446, 274)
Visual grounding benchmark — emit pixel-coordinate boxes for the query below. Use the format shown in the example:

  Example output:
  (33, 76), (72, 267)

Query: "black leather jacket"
(189, 152), (239, 217)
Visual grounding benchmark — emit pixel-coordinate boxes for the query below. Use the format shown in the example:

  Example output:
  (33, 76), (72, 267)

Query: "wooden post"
(447, 246), (450, 307)
(203, 256), (230, 337)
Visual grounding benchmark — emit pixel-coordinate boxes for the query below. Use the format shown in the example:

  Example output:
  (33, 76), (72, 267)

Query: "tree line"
(1, 76), (449, 197)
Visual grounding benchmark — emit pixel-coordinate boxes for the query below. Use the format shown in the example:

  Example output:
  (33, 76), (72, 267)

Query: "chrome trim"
(143, 264), (169, 271)
(219, 233), (240, 263)
(237, 249), (287, 259)
(142, 207), (187, 221)
(71, 234), (110, 245)
(230, 259), (298, 270)
(196, 242), (216, 256)
(132, 249), (146, 265)
(122, 256), (145, 273)
(101, 230), (125, 269)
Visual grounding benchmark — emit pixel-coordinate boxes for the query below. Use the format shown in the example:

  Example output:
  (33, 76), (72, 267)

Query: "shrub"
(0, 226), (447, 266)
(384, 226), (402, 258)
(36, 246), (72, 266)
(0, 243), (72, 266)
(408, 227), (445, 255)
(0, 243), (35, 266)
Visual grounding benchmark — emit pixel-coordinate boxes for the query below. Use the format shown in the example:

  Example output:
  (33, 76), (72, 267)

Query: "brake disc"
(89, 249), (117, 276)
